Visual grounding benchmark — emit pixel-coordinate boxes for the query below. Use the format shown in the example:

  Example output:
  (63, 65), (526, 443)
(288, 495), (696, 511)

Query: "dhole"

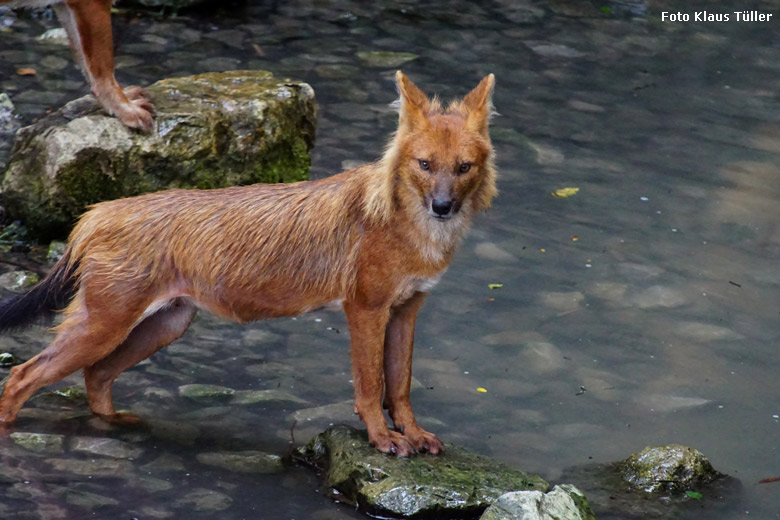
(2, 0), (154, 131)
(0, 72), (497, 456)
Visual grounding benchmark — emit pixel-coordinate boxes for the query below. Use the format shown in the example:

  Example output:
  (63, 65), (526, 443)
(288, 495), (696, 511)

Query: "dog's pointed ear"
(464, 73), (496, 136)
(395, 71), (430, 131)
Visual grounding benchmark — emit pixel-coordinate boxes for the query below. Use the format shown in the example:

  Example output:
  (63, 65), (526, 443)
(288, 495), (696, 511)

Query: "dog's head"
(392, 72), (497, 221)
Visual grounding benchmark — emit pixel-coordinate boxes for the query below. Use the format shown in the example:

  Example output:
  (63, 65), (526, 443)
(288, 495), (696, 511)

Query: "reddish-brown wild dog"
(2, 0), (154, 131)
(0, 71), (497, 456)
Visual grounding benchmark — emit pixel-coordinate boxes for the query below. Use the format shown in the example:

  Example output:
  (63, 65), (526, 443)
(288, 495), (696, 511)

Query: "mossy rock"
(1, 70), (317, 239)
(296, 425), (550, 519)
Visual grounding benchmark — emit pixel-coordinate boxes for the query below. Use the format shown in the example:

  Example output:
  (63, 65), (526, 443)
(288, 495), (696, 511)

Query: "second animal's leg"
(54, 0), (154, 131)
(84, 298), (196, 422)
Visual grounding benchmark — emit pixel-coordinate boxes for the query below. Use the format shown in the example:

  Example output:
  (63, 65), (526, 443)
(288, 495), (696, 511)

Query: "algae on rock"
(296, 425), (549, 519)
(1, 70), (317, 239)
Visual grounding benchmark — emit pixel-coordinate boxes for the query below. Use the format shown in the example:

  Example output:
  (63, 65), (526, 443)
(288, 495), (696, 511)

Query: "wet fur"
(0, 72), (497, 456)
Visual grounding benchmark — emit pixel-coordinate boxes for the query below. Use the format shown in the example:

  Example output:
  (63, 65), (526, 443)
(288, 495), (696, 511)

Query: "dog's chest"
(394, 271), (445, 304)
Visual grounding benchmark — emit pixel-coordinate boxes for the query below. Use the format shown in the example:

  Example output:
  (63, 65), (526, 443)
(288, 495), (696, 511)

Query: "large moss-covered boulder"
(295, 425), (550, 519)
(1, 70), (316, 239)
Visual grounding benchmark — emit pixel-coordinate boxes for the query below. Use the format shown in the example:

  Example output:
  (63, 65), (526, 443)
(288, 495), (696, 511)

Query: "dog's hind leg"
(84, 298), (196, 423)
(0, 294), (146, 425)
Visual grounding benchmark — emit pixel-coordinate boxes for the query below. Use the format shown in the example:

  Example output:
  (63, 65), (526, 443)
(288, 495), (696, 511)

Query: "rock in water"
(621, 444), (724, 493)
(480, 485), (596, 520)
(1, 70), (317, 239)
(296, 425), (550, 518)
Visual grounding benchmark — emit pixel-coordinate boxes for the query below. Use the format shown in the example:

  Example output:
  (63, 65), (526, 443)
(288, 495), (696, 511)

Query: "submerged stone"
(197, 450), (283, 473)
(480, 485), (596, 520)
(10, 432), (65, 454)
(232, 389), (308, 406)
(621, 445), (724, 493)
(296, 425), (549, 519)
(174, 488), (233, 512)
(356, 51), (418, 68)
(178, 384), (235, 401)
(71, 436), (145, 459)
(1, 70), (316, 239)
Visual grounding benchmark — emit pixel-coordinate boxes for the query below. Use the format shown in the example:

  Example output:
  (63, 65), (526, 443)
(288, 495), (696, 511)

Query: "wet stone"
(36, 27), (69, 45)
(474, 242), (518, 262)
(197, 450), (283, 473)
(141, 453), (187, 473)
(63, 488), (119, 509)
(356, 50), (418, 68)
(232, 389), (308, 405)
(174, 488), (233, 512)
(0, 351), (18, 367)
(629, 285), (687, 309)
(296, 425), (550, 519)
(71, 437), (144, 459)
(0, 270), (40, 292)
(46, 240), (67, 264)
(10, 432), (65, 454)
(524, 41), (586, 58)
(621, 445), (724, 493)
(178, 384), (235, 401)
(480, 484), (596, 520)
(46, 458), (134, 477)
(538, 291), (584, 312)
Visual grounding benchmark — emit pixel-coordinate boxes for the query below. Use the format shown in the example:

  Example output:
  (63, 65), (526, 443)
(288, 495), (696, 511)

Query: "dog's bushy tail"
(0, 251), (77, 332)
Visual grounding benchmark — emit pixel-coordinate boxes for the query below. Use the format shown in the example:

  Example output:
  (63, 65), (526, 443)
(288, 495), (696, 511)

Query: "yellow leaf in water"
(488, 284), (503, 290)
(551, 187), (579, 198)
(16, 67), (37, 76)
(477, 387), (488, 393)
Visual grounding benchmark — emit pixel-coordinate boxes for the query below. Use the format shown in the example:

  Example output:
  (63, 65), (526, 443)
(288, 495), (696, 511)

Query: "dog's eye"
(459, 162), (472, 174)
(418, 159), (430, 171)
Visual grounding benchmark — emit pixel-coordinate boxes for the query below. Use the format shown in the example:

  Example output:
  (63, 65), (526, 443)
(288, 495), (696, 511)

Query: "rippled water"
(1, 0), (779, 518)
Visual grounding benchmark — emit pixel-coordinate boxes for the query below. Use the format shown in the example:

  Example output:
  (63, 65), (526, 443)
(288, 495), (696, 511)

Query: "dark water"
(1, 0), (779, 518)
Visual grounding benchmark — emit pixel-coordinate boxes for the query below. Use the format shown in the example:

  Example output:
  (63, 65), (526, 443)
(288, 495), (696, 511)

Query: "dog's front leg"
(54, 0), (154, 131)
(343, 299), (416, 456)
(383, 291), (444, 454)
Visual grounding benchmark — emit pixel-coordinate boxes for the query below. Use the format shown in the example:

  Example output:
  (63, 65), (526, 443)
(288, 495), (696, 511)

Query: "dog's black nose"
(431, 199), (453, 216)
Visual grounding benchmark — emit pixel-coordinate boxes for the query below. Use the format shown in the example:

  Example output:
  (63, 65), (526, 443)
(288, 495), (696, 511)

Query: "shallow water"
(1, 0), (779, 518)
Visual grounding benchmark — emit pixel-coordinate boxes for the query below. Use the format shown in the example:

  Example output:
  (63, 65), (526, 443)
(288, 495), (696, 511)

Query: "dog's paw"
(369, 429), (417, 457)
(123, 85), (152, 102)
(116, 99), (155, 132)
(402, 426), (444, 455)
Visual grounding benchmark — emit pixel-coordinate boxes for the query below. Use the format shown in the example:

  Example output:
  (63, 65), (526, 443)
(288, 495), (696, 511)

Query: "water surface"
(0, 0), (779, 518)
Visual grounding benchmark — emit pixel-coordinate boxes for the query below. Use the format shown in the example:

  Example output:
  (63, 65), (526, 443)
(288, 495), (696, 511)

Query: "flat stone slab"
(295, 425), (550, 519)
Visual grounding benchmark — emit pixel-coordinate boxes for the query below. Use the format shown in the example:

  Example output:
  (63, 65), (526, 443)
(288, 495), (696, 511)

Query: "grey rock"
(10, 432), (65, 454)
(621, 445), (724, 493)
(46, 240), (67, 264)
(356, 51), (418, 68)
(63, 488), (120, 509)
(178, 384), (235, 401)
(174, 488), (233, 512)
(70, 436), (144, 459)
(1, 70), (317, 239)
(480, 484), (596, 520)
(36, 27), (69, 45)
(232, 389), (308, 405)
(0, 270), (40, 292)
(46, 458), (134, 476)
(296, 425), (549, 519)
(196, 450), (283, 473)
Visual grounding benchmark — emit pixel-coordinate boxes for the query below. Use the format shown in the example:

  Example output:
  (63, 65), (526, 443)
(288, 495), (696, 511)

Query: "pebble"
(70, 437), (144, 459)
